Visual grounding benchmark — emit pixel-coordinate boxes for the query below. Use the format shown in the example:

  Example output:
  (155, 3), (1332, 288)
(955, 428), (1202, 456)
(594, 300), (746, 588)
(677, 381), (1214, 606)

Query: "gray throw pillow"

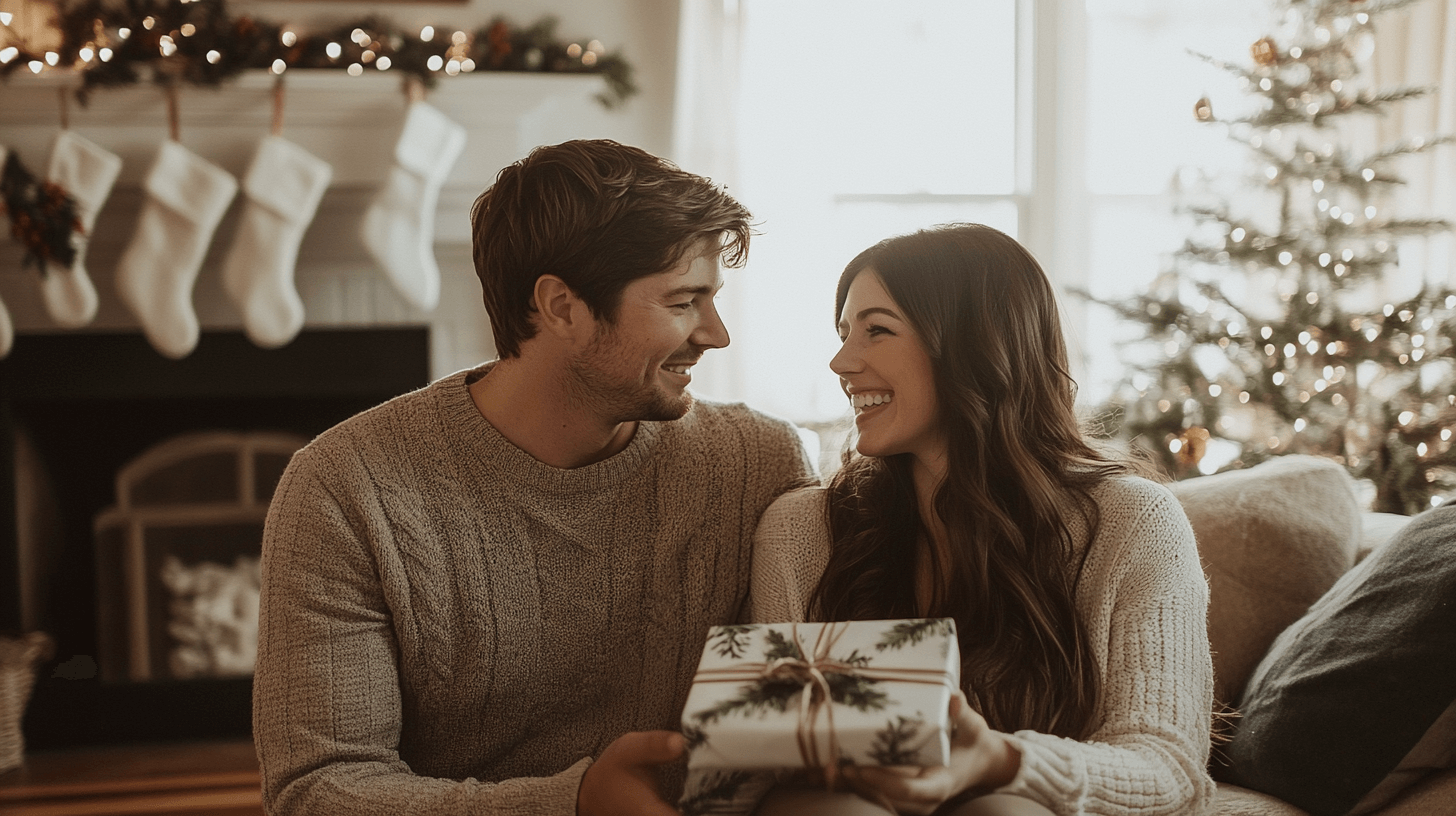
(1218, 504), (1456, 816)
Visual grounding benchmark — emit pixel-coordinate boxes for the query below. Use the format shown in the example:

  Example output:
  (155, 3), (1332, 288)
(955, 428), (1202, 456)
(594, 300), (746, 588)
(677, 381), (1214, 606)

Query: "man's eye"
(671, 302), (693, 310)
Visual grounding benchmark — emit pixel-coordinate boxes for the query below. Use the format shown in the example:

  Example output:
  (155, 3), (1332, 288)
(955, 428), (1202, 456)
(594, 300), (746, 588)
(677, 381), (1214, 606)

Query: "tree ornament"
(1195, 97), (1214, 122)
(1251, 37), (1279, 67)
(1175, 427), (1211, 469)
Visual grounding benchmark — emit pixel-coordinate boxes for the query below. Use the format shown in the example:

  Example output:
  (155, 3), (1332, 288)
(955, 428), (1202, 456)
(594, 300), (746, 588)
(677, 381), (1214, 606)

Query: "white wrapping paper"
(682, 619), (961, 773)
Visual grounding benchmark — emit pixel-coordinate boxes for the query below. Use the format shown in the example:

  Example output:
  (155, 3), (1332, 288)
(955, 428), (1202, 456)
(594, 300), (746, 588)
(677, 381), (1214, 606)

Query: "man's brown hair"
(470, 140), (752, 358)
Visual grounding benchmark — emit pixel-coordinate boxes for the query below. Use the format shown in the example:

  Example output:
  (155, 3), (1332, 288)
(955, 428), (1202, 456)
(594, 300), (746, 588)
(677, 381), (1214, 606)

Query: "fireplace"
(0, 328), (430, 749)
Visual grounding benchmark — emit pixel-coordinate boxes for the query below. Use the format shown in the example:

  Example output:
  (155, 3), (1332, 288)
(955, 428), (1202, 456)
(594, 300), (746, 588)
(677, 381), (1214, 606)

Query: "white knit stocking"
(116, 140), (237, 359)
(42, 130), (122, 328)
(0, 144), (14, 358)
(0, 293), (12, 359)
(220, 135), (332, 349)
(360, 101), (466, 311)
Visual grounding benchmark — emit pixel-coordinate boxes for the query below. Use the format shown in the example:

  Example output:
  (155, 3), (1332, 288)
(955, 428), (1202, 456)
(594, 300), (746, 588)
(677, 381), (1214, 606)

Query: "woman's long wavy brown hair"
(811, 223), (1140, 740)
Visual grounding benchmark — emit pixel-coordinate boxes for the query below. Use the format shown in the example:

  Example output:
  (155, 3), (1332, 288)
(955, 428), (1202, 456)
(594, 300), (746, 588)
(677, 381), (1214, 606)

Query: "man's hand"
(840, 692), (1021, 815)
(577, 730), (686, 816)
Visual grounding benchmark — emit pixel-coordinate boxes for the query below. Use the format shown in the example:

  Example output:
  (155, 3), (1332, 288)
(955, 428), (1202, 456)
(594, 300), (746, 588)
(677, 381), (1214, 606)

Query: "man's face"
(568, 249), (730, 422)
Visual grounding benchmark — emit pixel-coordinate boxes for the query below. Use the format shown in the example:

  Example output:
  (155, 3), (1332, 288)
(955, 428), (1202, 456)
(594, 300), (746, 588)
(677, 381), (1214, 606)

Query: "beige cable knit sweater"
(252, 365), (814, 816)
(750, 477), (1216, 816)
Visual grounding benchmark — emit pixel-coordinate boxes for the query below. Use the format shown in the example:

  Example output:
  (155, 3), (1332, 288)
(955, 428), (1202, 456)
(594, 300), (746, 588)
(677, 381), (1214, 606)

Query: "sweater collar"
(443, 362), (665, 495)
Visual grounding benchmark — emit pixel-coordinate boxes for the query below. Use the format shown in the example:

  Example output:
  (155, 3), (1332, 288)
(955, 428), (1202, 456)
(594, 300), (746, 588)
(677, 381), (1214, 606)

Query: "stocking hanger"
(272, 76), (286, 136)
(165, 82), (180, 141)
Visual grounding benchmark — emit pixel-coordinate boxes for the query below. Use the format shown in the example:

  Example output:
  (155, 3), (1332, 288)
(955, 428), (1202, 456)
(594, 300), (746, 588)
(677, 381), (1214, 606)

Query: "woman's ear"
(532, 275), (594, 344)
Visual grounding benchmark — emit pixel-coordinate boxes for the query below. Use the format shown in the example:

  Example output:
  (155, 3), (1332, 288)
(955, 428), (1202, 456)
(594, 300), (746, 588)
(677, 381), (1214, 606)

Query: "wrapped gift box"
(681, 619), (961, 774)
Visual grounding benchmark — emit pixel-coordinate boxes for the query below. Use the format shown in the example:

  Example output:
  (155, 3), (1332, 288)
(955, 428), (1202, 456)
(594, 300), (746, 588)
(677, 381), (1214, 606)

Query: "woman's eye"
(866, 324), (893, 336)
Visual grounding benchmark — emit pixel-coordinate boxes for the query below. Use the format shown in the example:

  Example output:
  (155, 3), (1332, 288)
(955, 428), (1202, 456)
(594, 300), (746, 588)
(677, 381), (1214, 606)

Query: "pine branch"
(1372, 217), (1453, 236)
(682, 724), (709, 751)
(1361, 136), (1456, 165)
(874, 619), (955, 651)
(763, 629), (803, 662)
(709, 625), (758, 660)
(690, 676), (802, 728)
(680, 770), (755, 816)
(868, 716), (926, 766)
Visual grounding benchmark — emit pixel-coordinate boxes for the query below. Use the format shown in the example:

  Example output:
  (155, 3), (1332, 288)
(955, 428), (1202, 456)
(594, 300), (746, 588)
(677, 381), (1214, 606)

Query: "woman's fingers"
(845, 765), (956, 814)
(951, 695), (988, 747)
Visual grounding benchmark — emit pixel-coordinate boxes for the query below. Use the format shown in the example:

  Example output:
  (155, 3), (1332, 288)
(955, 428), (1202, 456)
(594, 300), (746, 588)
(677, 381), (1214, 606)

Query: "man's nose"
(694, 300), (731, 350)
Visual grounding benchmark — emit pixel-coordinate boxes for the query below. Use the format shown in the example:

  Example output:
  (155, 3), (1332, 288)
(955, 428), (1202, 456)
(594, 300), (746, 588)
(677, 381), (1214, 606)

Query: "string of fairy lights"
(0, 0), (637, 107)
(1093, 0), (1456, 514)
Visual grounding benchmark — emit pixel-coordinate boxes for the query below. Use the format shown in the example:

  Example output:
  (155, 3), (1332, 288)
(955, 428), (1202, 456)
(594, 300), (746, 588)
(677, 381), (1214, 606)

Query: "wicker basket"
(0, 632), (53, 773)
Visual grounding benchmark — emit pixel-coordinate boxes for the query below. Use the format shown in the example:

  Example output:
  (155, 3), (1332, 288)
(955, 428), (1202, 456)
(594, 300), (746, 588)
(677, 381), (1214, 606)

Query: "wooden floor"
(0, 740), (261, 816)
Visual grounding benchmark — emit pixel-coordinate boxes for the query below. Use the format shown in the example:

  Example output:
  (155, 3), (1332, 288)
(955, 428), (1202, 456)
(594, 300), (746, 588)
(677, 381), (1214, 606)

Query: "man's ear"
(533, 275), (594, 343)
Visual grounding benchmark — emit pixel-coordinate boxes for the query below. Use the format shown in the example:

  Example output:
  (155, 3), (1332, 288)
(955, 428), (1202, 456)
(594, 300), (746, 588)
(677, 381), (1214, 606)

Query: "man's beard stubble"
(566, 334), (696, 424)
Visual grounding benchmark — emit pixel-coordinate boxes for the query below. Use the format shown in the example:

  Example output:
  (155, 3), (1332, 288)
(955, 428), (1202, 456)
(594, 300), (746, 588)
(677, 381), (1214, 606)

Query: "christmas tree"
(1094, 0), (1456, 515)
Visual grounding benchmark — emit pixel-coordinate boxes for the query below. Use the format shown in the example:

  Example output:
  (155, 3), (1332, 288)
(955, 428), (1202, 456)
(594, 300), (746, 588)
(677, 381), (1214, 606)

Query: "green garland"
(2, 0), (637, 108)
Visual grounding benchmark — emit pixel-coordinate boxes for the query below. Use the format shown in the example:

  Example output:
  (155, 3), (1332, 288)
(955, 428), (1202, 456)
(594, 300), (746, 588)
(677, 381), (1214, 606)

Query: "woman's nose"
(829, 340), (860, 376)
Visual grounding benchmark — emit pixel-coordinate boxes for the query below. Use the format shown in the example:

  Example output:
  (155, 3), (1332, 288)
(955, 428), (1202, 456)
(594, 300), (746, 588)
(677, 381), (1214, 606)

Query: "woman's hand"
(840, 692), (1021, 815)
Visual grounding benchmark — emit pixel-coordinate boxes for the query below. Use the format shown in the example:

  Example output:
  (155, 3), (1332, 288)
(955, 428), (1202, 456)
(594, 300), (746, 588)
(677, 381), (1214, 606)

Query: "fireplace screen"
(94, 431), (306, 683)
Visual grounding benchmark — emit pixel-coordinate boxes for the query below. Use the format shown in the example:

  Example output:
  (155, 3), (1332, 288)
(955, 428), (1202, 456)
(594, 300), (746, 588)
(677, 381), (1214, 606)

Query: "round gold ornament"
(1175, 426), (1211, 469)
(1251, 37), (1279, 66)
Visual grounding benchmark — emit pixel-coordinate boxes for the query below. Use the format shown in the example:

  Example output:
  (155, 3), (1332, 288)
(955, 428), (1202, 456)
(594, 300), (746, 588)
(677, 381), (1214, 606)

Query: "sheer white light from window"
(694, 0), (1016, 422)
(694, 0), (1270, 423)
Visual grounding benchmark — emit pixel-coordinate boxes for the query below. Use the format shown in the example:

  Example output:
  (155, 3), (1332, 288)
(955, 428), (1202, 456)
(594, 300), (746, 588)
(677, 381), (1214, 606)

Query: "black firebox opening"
(0, 328), (431, 749)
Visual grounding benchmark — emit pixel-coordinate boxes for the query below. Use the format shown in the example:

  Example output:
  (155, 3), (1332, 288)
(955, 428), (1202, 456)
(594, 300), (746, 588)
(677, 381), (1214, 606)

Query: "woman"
(750, 224), (1215, 816)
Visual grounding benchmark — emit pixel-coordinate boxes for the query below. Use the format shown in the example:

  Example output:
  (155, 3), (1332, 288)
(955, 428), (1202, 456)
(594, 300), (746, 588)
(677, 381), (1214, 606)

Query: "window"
(687, 0), (1271, 422)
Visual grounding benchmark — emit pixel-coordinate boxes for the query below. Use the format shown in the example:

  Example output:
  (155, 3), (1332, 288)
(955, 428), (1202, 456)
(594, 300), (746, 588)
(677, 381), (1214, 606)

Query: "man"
(252, 140), (814, 815)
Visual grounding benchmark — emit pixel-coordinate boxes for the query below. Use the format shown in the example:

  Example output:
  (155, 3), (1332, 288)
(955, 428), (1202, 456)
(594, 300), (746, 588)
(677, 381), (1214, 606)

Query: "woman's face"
(831, 270), (944, 463)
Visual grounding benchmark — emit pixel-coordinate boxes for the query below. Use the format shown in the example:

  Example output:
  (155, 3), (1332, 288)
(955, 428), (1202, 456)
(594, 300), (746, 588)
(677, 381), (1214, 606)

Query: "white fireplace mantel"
(0, 69), (616, 240)
(0, 70), (627, 375)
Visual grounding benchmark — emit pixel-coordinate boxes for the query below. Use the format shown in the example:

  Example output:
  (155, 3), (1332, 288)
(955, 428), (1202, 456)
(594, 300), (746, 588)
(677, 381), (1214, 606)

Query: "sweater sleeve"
(749, 488), (832, 624)
(995, 480), (1216, 816)
(252, 444), (586, 816)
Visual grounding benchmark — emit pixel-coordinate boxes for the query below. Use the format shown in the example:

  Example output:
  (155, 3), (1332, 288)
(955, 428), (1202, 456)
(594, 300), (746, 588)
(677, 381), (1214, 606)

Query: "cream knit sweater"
(252, 365), (814, 816)
(750, 477), (1216, 816)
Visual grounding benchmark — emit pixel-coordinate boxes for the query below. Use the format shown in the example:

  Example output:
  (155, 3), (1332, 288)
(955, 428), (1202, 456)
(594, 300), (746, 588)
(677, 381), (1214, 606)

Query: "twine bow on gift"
(691, 622), (958, 792)
(759, 622), (857, 787)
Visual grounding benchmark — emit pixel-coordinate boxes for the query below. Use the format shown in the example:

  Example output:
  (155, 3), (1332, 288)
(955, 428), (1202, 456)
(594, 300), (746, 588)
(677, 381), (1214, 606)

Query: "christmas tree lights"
(1093, 0), (1456, 514)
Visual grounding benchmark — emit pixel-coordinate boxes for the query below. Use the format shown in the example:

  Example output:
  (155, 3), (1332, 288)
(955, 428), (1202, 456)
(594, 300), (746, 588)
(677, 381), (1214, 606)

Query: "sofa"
(1168, 455), (1456, 816)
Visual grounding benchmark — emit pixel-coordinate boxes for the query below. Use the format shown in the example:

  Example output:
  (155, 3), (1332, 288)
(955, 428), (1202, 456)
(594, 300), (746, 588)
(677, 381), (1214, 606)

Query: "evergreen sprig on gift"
(710, 625), (758, 660)
(679, 770), (755, 816)
(868, 715), (926, 766)
(1086, 0), (1456, 514)
(0, 150), (81, 272)
(689, 631), (889, 730)
(690, 672), (807, 727)
(682, 723), (709, 751)
(876, 619), (955, 652)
